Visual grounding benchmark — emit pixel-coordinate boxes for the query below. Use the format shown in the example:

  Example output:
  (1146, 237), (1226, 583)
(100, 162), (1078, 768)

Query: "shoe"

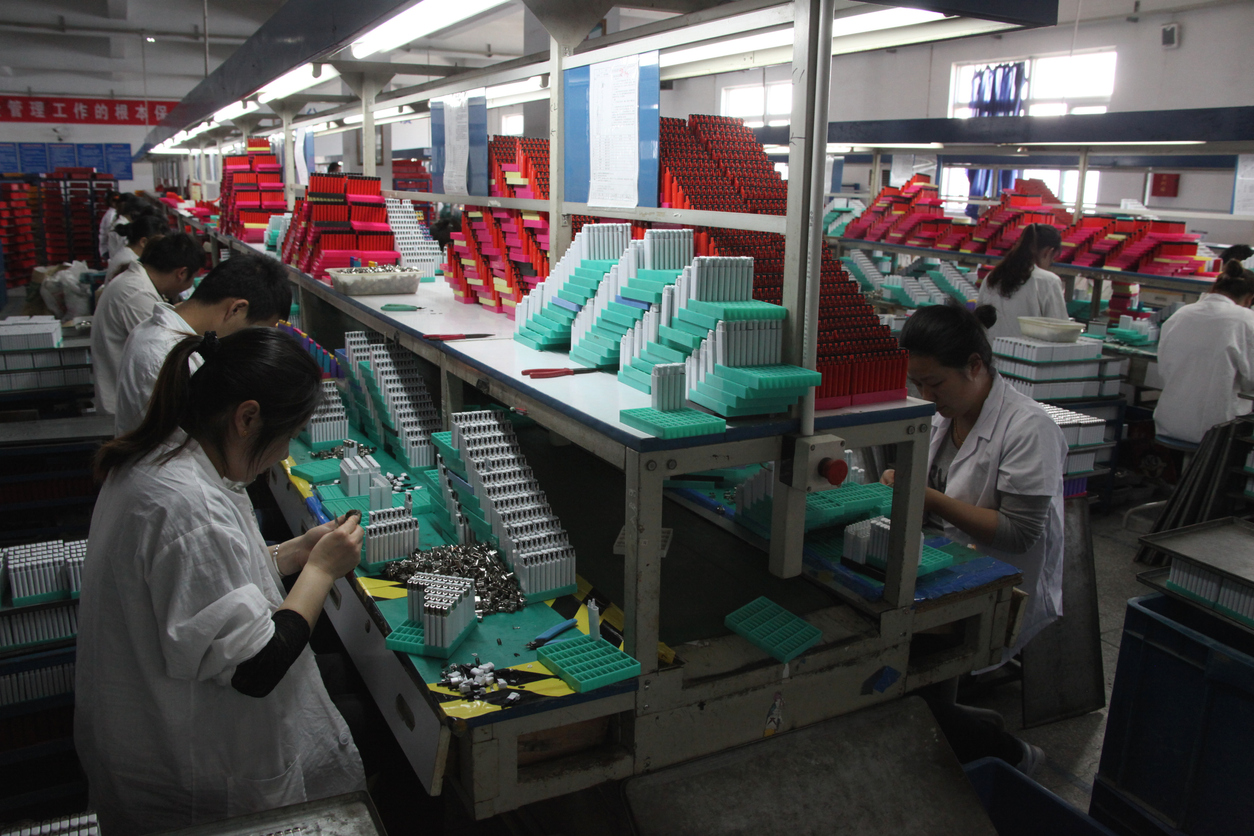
(961, 704), (1006, 733)
(1014, 739), (1045, 779)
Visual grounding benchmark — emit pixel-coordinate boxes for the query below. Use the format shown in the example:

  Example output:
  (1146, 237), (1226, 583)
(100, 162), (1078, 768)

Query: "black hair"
(1218, 244), (1253, 264)
(139, 232), (203, 277)
(189, 254), (293, 324)
(95, 328), (322, 479)
(985, 223), (1063, 298)
(116, 214), (169, 247)
(900, 301), (998, 370)
(1213, 259), (1254, 300)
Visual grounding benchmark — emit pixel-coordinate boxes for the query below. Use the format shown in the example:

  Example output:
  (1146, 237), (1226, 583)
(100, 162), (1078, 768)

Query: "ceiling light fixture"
(350, 0), (512, 59)
(256, 64), (341, 103)
(213, 100), (258, 123)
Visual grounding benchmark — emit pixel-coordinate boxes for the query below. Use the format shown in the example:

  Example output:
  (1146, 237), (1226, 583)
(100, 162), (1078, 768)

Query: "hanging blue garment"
(966, 62), (1026, 218)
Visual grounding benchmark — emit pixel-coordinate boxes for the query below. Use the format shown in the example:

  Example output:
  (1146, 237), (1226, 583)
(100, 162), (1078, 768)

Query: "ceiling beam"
(328, 60), (468, 78)
(0, 20), (249, 44)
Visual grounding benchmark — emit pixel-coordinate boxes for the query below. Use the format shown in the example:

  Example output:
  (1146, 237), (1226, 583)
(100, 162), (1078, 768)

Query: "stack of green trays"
(431, 432), (466, 479)
(684, 299), (787, 322)
(1107, 327), (1153, 345)
(290, 459), (342, 484)
(619, 407), (726, 439)
(384, 618), (476, 659)
(617, 339), (692, 394)
(515, 260), (616, 351)
(619, 269), (680, 306)
(689, 364), (822, 418)
(724, 597), (821, 663)
(840, 257), (876, 292)
(535, 634), (641, 693)
(571, 300), (648, 370)
(865, 544), (954, 576)
(741, 481), (893, 532)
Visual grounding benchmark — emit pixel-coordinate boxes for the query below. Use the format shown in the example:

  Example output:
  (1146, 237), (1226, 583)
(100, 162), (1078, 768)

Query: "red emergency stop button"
(819, 457), (848, 486)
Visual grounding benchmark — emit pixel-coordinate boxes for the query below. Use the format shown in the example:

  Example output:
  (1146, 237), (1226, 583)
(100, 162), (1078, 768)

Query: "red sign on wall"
(0, 94), (181, 126)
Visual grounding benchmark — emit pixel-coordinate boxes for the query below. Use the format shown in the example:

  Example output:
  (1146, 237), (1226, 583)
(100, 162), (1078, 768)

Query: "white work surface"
(297, 276), (935, 451)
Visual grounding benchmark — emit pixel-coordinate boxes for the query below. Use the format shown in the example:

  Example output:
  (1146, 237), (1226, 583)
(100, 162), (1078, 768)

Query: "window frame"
(949, 48), (1117, 119)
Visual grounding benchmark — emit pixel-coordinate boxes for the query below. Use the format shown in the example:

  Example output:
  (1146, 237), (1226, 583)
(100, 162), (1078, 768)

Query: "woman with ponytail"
(76, 328), (365, 834)
(103, 213), (169, 282)
(978, 222), (1069, 339)
(883, 301), (1067, 776)
(1155, 259), (1254, 444)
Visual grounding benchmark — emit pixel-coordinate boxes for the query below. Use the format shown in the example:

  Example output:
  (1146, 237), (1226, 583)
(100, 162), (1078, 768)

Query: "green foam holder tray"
(384, 618), (476, 659)
(865, 544), (955, 576)
(431, 432), (466, 476)
(687, 388), (797, 418)
(716, 364), (823, 390)
(636, 269), (681, 283)
(580, 259), (619, 272)
(535, 634), (641, 693)
(291, 459), (343, 484)
(686, 299), (788, 321)
(621, 285), (663, 305)
(525, 582), (578, 604)
(620, 407), (726, 439)
(618, 367), (653, 395)
(675, 305), (718, 333)
(11, 590), (71, 608)
(725, 597), (821, 663)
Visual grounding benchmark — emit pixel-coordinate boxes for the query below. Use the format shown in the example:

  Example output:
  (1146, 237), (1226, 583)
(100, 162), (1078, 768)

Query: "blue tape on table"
(306, 495), (330, 525)
(616, 295), (650, 311)
(551, 296), (580, 313)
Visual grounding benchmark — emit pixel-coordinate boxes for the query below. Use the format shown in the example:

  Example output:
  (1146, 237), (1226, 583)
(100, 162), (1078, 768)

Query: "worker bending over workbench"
(883, 302), (1066, 775)
(76, 329), (366, 834)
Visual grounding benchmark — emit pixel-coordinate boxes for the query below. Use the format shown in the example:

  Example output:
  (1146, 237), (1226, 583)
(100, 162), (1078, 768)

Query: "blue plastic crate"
(1094, 594), (1254, 835)
(964, 758), (1117, 836)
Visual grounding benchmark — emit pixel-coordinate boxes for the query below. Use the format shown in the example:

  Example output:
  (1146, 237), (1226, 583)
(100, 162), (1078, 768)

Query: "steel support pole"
(548, 37), (571, 260)
(623, 449), (663, 676)
(1073, 149), (1090, 224)
(362, 82), (377, 178)
(870, 150), (882, 193)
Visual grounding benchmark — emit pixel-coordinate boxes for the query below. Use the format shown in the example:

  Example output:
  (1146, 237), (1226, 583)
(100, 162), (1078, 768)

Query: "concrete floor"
(965, 507), (1148, 812)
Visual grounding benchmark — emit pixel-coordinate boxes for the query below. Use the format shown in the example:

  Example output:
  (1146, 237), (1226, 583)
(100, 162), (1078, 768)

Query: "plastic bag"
(39, 261), (91, 322)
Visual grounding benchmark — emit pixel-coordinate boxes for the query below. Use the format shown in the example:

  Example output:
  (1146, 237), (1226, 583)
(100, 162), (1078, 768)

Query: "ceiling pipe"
(0, 19), (249, 44)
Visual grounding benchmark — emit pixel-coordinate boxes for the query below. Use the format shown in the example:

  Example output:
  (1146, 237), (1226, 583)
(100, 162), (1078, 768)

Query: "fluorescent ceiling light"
(1016, 140), (1206, 147)
(214, 100), (258, 123)
(853, 142), (944, 149)
(257, 63), (341, 103)
(659, 7), (947, 68)
(344, 106), (411, 125)
(303, 122), (330, 133)
(485, 76), (545, 99)
(350, 0), (511, 59)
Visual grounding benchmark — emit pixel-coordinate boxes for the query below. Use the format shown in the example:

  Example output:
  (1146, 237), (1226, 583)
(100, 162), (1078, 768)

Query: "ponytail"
(1213, 259), (1254, 300)
(116, 214), (169, 247)
(94, 328), (322, 480)
(985, 223), (1062, 298)
(901, 300), (998, 371)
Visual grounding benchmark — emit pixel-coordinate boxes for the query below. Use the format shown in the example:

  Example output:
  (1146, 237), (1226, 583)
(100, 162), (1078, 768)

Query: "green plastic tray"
(290, 459), (343, 484)
(617, 366), (653, 395)
(686, 299), (788, 321)
(716, 364), (823, 390)
(866, 544), (955, 576)
(384, 617), (476, 659)
(620, 407), (726, 439)
(536, 634), (641, 693)
(11, 590), (70, 608)
(724, 597), (821, 663)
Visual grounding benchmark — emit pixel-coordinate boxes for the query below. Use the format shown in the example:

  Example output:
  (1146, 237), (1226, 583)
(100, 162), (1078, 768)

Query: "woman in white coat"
(76, 328), (366, 834)
(104, 214), (168, 283)
(883, 302), (1066, 774)
(978, 223), (1068, 340)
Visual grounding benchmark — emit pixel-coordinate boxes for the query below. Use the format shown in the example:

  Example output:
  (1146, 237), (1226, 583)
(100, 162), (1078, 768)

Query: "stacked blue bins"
(1092, 594), (1254, 835)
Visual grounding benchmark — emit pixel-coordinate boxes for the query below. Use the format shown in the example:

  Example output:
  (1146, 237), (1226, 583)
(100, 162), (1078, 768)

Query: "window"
(1021, 168), (1100, 209)
(722, 81), (792, 128)
(951, 50), (1117, 118)
(500, 113), (524, 136)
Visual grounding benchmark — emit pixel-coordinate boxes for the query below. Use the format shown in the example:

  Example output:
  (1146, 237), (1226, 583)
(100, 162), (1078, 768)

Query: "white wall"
(0, 122), (155, 191)
(662, 1), (1254, 243)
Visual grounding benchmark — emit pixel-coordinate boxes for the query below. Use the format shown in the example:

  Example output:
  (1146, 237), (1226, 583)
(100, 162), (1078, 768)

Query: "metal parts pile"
(382, 542), (527, 617)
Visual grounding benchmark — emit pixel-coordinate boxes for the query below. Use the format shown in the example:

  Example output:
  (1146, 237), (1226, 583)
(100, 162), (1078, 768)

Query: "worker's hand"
(296, 515), (347, 556)
(880, 469), (896, 487)
(306, 512), (363, 578)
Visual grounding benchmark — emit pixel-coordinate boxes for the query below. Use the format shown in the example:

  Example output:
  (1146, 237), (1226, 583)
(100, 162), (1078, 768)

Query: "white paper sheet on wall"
(1234, 154), (1254, 216)
(588, 54), (640, 209)
(442, 92), (470, 196)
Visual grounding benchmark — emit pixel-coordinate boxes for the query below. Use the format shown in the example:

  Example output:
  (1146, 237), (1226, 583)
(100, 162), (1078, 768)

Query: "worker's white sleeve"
(146, 524), (276, 687)
(1042, 277), (1068, 321)
(1233, 321), (1254, 391)
(994, 412), (1065, 497)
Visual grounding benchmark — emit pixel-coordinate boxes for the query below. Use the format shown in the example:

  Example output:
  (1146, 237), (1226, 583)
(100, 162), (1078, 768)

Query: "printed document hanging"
(442, 92), (470, 196)
(588, 55), (640, 209)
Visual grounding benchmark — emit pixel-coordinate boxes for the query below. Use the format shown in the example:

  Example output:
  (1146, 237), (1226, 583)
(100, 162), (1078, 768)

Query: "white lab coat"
(978, 266), (1069, 340)
(106, 214), (129, 260)
(91, 263), (169, 415)
(1154, 293), (1254, 444)
(104, 245), (138, 283)
(98, 207), (116, 260)
(929, 373), (1066, 662)
(75, 432), (364, 835)
(114, 305), (202, 436)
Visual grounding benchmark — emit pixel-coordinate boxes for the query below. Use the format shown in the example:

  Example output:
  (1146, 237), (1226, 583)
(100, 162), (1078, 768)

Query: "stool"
(1122, 435), (1200, 530)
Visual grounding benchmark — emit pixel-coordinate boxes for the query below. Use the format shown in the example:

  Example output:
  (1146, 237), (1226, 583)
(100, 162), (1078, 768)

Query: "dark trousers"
(918, 676), (1022, 765)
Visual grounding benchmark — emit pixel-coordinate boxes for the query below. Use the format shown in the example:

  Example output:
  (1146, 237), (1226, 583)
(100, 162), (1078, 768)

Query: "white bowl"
(1018, 316), (1084, 343)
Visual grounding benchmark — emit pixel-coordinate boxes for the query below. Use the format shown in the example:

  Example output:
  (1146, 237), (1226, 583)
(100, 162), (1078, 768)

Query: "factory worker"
(76, 328), (366, 835)
(104, 214), (169, 283)
(1154, 260), (1254, 444)
(92, 232), (202, 416)
(114, 253), (291, 435)
(105, 195), (145, 259)
(882, 302), (1066, 775)
(97, 192), (120, 261)
(978, 223), (1068, 340)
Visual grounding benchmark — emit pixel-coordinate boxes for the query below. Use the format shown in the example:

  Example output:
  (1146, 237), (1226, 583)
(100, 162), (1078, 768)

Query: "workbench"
(180, 212), (1024, 819)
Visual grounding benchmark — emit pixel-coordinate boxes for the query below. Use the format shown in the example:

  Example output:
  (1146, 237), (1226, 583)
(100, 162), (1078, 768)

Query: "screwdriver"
(522, 368), (601, 379)
(423, 333), (494, 342)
